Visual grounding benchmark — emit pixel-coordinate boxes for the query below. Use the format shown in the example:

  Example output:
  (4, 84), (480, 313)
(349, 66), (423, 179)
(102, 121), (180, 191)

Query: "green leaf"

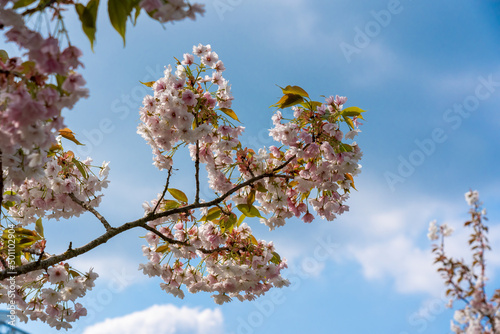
(237, 214), (245, 226)
(155, 244), (170, 253)
(221, 213), (237, 233)
(168, 188), (188, 203)
(220, 108), (240, 122)
(206, 207), (222, 221)
(342, 106), (366, 114)
(2, 201), (15, 209)
(255, 183), (267, 193)
(271, 94), (304, 109)
(133, 3), (141, 24)
(338, 143), (353, 153)
(236, 204), (263, 218)
(56, 74), (66, 88)
(108, 0), (134, 46)
(72, 158), (89, 179)
(20, 61), (36, 75)
(342, 115), (355, 130)
(140, 80), (155, 87)
(35, 217), (44, 238)
(281, 85), (309, 98)
(248, 235), (258, 245)
(162, 200), (180, 210)
(0, 50), (8, 63)
(246, 190), (255, 206)
(270, 251), (281, 264)
(12, 0), (37, 9)
(75, 0), (100, 51)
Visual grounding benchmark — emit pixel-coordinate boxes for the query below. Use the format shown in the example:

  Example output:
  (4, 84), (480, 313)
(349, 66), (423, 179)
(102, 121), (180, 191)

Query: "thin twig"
(68, 193), (114, 232)
(140, 224), (228, 254)
(152, 167), (173, 215)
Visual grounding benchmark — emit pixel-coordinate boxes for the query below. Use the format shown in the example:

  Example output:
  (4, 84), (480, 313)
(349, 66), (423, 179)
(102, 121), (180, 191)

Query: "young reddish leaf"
(281, 85), (309, 98)
(300, 100), (323, 110)
(58, 128), (84, 146)
(220, 108), (240, 122)
(168, 188), (188, 203)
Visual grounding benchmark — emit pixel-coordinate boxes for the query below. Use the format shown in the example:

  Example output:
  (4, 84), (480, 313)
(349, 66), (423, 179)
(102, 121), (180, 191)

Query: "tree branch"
(0, 150), (3, 214)
(68, 193), (114, 232)
(140, 224), (228, 254)
(0, 155), (295, 280)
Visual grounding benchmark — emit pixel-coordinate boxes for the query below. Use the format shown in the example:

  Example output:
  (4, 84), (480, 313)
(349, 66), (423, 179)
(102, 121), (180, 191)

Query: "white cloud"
(348, 235), (442, 294)
(313, 178), (500, 297)
(82, 304), (224, 334)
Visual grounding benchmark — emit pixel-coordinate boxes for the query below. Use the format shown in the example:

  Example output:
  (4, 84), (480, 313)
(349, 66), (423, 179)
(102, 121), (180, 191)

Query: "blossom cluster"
(5, 144), (110, 225)
(139, 211), (289, 303)
(0, 263), (98, 330)
(137, 44), (364, 303)
(429, 190), (500, 334)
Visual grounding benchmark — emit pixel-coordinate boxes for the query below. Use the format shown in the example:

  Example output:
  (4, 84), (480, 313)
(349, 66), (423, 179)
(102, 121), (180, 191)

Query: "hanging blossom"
(429, 190), (500, 334)
(0, 3), (89, 185)
(137, 44), (364, 303)
(0, 2), (108, 329)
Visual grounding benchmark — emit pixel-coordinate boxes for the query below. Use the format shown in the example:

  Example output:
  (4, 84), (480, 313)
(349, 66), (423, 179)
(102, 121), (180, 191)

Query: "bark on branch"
(0, 156), (295, 280)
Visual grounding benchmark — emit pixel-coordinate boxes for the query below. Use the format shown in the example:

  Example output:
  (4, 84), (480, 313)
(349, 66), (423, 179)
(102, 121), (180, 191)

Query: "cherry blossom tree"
(429, 190), (500, 333)
(0, 0), (365, 329)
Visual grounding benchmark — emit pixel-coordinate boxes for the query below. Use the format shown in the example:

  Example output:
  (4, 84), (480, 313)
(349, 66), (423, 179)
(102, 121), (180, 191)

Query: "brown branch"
(146, 154), (296, 222)
(152, 167), (173, 215)
(0, 155), (295, 280)
(140, 224), (228, 254)
(68, 193), (114, 232)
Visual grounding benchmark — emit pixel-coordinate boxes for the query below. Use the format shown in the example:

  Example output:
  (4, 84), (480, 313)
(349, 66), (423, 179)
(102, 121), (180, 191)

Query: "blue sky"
(4, 0), (500, 333)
